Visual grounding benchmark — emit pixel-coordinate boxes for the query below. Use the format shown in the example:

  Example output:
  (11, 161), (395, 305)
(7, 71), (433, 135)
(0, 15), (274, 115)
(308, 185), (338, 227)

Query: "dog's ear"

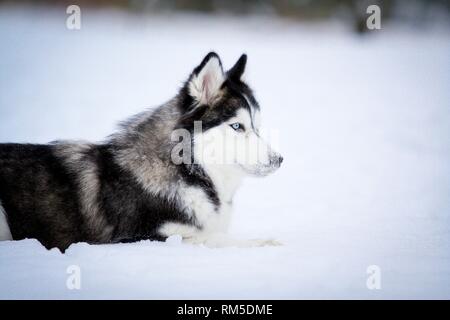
(227, 54), (247, 82)
(187, 52), (225, 106)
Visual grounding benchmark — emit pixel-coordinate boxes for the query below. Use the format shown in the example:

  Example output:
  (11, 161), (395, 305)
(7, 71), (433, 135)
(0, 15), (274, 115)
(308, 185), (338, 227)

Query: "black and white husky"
(0, 52), (283, 251)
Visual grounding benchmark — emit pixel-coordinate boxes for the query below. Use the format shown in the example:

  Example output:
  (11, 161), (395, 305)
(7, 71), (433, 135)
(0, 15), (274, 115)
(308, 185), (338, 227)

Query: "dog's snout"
(279, 156), (283, 165)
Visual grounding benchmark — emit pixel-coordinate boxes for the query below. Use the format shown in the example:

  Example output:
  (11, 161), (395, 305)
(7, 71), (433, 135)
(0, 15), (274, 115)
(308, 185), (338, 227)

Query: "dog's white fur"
(0, 202), (12, 241)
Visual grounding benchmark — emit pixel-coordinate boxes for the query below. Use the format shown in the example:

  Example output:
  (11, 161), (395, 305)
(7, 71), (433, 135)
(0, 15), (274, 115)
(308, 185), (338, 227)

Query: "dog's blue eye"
(230, 123), (244, 131)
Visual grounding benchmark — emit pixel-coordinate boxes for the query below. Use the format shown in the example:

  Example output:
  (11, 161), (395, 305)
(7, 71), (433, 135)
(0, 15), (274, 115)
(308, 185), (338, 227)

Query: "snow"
(0, 5), (449, 299)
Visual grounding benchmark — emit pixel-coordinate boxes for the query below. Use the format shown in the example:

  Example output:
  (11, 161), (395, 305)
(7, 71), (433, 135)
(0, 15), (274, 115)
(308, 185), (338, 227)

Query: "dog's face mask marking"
(185, 53), (283, 177)
(201, 106), (283, 177)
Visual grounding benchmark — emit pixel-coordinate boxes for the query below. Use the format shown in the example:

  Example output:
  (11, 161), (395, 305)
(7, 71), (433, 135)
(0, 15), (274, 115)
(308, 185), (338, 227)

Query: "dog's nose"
(270, 154), (283, 167)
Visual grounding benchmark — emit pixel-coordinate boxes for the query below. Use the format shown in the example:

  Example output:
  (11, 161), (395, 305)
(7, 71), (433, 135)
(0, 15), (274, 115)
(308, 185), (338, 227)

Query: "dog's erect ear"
(227, 54), (247, 82)
(188, 52), (225, 105)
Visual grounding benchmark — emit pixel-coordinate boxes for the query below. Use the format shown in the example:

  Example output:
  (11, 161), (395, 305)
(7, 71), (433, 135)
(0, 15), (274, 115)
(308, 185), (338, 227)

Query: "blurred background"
(2, 0), (450, 32)
(0, 0), (449, 299)
(1, 0), (450, 28)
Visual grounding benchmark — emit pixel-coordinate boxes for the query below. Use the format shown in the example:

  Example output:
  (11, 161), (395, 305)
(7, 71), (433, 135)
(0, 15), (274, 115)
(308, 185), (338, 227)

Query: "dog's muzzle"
(269, 153), (284, 168)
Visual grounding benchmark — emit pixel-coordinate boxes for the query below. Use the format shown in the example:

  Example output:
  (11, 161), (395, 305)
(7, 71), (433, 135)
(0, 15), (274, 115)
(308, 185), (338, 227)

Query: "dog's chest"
(168, 165), (243, 236)
(181, 185), (232, 233)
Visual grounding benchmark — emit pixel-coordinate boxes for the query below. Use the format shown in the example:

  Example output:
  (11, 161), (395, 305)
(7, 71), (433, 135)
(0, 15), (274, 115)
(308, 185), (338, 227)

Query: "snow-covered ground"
(0, 5), (449, 299)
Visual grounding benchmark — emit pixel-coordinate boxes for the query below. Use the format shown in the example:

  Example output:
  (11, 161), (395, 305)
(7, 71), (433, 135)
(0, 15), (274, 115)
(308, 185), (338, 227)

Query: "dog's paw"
(182, 234), (283, 248)
(250, 238), (283, 247)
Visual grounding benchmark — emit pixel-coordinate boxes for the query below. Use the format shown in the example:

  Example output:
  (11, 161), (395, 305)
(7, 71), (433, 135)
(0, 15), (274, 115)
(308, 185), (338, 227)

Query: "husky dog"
(0, 52), (283, 251)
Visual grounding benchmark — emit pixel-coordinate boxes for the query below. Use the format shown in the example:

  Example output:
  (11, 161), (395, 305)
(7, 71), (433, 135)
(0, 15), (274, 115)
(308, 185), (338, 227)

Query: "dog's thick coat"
(0, 53), (282, 251)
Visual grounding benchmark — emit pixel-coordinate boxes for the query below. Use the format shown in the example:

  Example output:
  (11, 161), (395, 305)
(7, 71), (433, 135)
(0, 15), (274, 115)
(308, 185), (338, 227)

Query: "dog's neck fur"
(111, 98), (243, 219)
(201, 163), (243, 205)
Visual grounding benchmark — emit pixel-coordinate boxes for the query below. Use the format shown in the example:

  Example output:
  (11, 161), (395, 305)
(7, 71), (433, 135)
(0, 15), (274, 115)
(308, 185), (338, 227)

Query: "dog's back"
(0, 142), (192, 250)
(0, 143), (83, 249)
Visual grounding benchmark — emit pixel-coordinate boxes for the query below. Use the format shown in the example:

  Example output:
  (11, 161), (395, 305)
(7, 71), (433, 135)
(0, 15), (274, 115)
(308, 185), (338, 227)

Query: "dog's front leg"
(159, 222), (282, 248)
(184, 232), (282, 248)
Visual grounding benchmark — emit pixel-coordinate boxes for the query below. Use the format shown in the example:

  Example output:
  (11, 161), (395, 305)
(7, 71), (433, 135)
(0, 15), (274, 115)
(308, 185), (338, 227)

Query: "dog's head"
(176, 52), (283, 177)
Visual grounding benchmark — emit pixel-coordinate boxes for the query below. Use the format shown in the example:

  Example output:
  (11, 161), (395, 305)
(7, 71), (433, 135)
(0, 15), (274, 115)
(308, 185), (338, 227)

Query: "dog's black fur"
(0, 143), (196, 250)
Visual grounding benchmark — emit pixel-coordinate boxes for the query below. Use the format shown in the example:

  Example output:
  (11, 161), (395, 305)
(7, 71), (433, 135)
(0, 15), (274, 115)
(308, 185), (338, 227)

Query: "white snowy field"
(0, 5), (449, 299)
